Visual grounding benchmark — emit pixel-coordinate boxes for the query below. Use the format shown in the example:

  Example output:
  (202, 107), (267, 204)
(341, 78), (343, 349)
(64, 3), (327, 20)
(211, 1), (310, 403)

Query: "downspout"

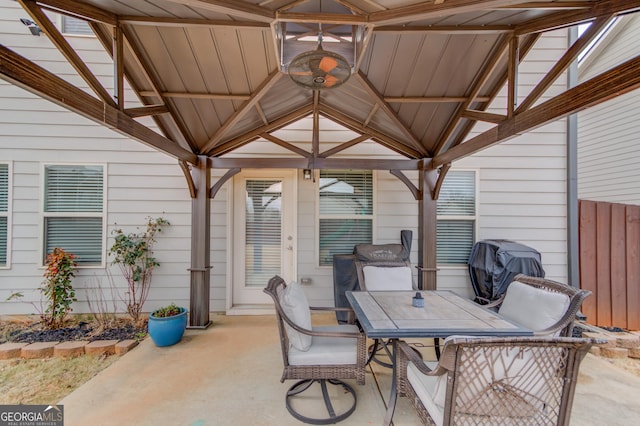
(567, 26), (580, 292)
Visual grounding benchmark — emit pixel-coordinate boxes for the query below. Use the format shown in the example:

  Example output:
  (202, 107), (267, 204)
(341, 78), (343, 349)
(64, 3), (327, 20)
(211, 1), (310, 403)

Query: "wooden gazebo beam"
(0, 45), (197, 164)
(432, 54), (640, 167)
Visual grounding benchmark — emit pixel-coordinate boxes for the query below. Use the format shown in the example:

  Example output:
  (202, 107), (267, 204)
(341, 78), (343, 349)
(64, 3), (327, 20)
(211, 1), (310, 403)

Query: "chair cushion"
(407, 361), (444, 426)
(407, 341), (554, 423)
(362, 265), (413, 291)
(279, 281), (312, 351)
(288, 325), (359, 365)
(498, 281), (570, 333)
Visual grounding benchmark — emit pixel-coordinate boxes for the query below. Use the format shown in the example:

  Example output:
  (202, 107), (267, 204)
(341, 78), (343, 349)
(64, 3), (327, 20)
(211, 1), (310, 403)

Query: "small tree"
(109, 216), (169, 323)
(41, 247), (77, 329)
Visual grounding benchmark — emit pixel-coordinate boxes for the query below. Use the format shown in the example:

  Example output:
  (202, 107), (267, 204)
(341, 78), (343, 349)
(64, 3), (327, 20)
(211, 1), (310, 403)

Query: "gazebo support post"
(418, 165), (438, 290)
(188, 155), (212, 328)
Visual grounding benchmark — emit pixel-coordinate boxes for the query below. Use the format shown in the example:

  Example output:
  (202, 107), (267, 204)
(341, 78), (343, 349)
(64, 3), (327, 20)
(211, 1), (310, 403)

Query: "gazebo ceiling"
(3, 0), (640, 170)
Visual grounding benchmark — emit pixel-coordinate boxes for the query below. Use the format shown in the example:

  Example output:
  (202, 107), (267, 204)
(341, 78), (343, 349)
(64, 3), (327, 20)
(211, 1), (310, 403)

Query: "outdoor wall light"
(20, 18), (42, 36)
(303, 169), (312, 180)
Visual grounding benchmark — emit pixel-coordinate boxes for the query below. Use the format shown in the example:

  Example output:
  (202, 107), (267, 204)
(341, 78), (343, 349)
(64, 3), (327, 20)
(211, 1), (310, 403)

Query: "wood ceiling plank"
(432, 53), (640, 167)
(0, 45), (197, 164)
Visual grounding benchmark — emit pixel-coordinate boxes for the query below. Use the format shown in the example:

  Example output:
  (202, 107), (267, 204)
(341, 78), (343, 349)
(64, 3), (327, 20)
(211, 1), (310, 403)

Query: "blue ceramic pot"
(148, 307), (188, 347)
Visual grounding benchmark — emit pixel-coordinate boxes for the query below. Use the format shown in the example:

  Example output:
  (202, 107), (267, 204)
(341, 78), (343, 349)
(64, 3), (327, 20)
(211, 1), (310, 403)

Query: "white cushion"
(280, 281), (312, 351)
(407, 361), (444, 426)
(362, 265), (413, 291)
(288, 325), (359, 366)
(408, 346), (552, 423)
(499, 281), (571, 334)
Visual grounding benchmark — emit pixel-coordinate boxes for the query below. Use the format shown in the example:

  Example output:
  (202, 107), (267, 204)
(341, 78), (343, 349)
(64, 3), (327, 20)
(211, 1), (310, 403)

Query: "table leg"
(382, 339), (398, 426)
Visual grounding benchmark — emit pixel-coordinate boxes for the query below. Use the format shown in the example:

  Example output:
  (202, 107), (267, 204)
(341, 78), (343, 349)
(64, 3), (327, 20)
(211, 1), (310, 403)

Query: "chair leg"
(286, 379), (357, 425)
(368, 339), (424, 368)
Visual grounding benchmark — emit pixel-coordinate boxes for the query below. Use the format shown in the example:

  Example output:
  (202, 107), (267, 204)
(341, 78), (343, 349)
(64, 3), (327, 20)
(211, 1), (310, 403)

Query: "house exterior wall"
(577, 15), (640, 205)
(1, 1), (570, 315)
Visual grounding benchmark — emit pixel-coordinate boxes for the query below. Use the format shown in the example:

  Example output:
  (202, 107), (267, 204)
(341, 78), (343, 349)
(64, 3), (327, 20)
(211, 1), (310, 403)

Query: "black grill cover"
(468, 239), (545, 303)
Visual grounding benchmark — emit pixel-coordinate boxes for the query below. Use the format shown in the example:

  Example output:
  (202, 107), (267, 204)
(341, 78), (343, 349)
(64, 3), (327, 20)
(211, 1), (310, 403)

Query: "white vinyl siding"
(0, 163), (9, 267)
(578, 14), (640, 204)
(318, 170), (373, 266)
(43, 164), (105, 266)
(437, 170), (477, 265)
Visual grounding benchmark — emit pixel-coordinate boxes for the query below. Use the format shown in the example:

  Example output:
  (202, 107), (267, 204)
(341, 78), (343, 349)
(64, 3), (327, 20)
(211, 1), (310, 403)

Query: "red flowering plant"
(41, 247), (78, 329)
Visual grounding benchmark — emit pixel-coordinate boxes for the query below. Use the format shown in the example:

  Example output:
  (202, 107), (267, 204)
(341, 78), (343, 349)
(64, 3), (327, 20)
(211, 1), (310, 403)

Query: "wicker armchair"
(396, 336), (596, 426)
(264, 275), (366, 424)
(486, 274), (592, 337)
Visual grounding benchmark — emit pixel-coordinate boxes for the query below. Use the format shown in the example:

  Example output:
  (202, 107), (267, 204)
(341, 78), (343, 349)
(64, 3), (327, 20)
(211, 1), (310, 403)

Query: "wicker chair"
(264, 275), (366, 424)
(396, 336), (597, 426)
(352, 243), (426, 366)
(485, 274), (592, 337)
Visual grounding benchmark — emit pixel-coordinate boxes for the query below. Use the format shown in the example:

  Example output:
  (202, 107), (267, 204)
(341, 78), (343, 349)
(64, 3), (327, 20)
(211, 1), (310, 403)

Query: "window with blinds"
(43, 165), (104, 266)
(436, 170), (476, 265)
(318, 170), (373, 266)
(0, 164), (8, 267)
(61, 16), (93, 36)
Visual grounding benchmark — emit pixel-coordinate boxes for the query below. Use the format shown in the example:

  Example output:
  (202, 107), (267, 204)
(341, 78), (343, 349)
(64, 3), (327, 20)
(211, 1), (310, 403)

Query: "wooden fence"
(579, 200), (640, 330)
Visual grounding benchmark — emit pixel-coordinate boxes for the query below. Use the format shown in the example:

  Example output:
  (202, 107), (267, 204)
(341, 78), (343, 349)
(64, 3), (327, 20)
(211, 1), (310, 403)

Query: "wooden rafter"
(355, 71), (428, 156)
(516, 14), (614, 113)
(119, 16), (270, 28)
(461, 110), (507, 124)
(125, 105), (170, 118)
(433, 33), (512, 156)
(18, 0), (115, 107)
(202, 70), (283, 154)
(319, 134), (370, 158)
(432, 53), (640, 167)
(164, 0), (275, 22)
(374, 25), (514, 34)
(438, 33), (540, 155)
(91, 23), (198, 152)
(261, 133), (311, 157)
(319, 105), (423, 159)
(385, 96), (492, 103)
(211, 157), (421, 170)
(514, 0), (640, 35)
(137, 91), (251, 100)
(0, 45), (197, 164)
(208, 105), (313, 156)
(369, 0), (532, 26)
(35, 0), (117, 25)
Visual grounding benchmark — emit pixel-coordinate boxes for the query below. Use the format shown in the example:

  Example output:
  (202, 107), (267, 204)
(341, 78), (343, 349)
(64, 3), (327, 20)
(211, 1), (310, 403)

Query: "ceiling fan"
(287, 33), (352, 90)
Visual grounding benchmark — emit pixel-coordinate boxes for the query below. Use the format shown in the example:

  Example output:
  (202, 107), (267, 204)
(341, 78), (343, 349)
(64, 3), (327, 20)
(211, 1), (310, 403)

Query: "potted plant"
(147, 303), (188, 347)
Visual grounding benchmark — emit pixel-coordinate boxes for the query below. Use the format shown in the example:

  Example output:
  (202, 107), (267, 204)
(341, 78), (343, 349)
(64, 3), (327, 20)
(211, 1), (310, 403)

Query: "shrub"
(41, 248), (77, 329)
(151, 303), (183, 318)
(109, 216), (169, 323)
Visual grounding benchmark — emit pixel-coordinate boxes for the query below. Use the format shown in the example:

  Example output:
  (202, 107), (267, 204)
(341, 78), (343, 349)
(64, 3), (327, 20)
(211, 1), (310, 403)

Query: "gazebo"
(2, 0), (639, 327)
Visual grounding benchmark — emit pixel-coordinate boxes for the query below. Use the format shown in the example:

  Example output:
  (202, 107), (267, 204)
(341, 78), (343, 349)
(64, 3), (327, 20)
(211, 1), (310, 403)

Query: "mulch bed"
(0, 319), (146, 344)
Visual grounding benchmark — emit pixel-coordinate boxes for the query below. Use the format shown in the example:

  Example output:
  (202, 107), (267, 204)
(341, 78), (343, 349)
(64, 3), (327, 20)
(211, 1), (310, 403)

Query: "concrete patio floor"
(60, 314), (640, 426)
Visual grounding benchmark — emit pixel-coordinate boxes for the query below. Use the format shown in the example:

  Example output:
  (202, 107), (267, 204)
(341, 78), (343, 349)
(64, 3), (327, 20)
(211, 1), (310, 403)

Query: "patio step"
(579, 322), (640, 359)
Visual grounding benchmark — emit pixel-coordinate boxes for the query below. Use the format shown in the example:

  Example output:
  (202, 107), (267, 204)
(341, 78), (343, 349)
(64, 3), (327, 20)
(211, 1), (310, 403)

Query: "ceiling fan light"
(288, 48), (351, 90)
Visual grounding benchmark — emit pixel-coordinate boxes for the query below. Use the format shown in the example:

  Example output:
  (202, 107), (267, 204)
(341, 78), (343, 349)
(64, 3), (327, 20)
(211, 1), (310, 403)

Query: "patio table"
(345, 290), (533, 426)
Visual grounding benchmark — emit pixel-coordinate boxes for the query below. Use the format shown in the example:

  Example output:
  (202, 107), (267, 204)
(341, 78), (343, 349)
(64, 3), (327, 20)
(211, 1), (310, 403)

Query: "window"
(43, 164), (104, 266)
(318, 170), (373, 266)
(437, 170), (477, 265)
(0, 163), (9, 267)
(61, 16), (93, 36)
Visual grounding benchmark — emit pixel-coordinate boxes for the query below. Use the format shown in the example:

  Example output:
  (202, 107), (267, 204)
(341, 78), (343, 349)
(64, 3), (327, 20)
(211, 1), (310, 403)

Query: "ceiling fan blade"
(319, 56), (338, 73)
(324, 75), (339, 87)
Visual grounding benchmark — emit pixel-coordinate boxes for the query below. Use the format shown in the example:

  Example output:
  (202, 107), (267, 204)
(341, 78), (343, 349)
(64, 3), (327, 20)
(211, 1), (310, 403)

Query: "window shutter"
(0, 164), (7, 266)
(244, 180), (282, 287)
(44, 165), (104, 265)
(45, 165), (103, 212)
(437, 170), (476, 265)
(437, 170), (475, 216)
(62, 16), (93, 35)
(319, 170), (373, 266)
